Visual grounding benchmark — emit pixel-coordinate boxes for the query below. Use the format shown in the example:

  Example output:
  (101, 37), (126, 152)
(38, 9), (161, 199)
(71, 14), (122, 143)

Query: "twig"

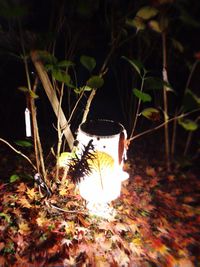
(162, 31), (170, 171)
(81, 32), (121, 124)
(128, 108), (200, 142)
(45, 200), (86, 214)
(130, 73), (145, 139)
(0, 138), (37, 170)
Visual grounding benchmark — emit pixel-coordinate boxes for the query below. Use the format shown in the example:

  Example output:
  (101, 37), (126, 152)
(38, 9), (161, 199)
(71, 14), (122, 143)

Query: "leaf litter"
(0, 157), (199, 266)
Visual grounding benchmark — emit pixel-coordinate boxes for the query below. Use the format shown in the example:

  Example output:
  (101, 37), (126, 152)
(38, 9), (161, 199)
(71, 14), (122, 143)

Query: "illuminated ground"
(0, 149), (199, 266)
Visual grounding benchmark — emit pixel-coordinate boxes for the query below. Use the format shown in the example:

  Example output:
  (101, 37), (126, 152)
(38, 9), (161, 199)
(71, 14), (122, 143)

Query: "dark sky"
(0, 0), (200, 141)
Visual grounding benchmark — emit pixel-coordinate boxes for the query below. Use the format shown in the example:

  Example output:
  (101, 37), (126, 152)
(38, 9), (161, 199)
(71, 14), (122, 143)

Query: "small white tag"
(25, 108), (32, 137)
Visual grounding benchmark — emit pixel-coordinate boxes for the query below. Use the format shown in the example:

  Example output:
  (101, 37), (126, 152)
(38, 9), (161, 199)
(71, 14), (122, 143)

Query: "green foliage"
(0, 212), (11, 223)
(80, 55), (96, 72)
(126, 17), (146, 31)
(136, 6), (158, 20)
(171, 39), (184, 53)
(126, 6), (158, 32)
(133, 88), (152, 103)
(51, 69), (73, 87)
(74, 86), (93, 94)
(145, 77), (172, 91)
(10, 174), (20, 183)
(177, 3), (200, 28)
(178, 118), (198, 131)
(14, 140), (33, 147)
(18, 86), (29, 93)
(57, 60), (74, 68)
(183, 89), (200, 112)
(18, 87), (39, 98)
(86, 75), (104, 88)
(122, 56), (145, 77)
(38, 51), (57, 65)
(0, 0), (28, 19)
(39, 51), (75, 87)
(148, 20), (162, 33)
(141, 108), (160, 120)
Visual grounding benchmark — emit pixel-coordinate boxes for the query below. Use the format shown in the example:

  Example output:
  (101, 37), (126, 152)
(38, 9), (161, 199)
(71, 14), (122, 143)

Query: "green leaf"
(133, 88), (152, 102)
(145, 77), (174, 92)
(149, 20), (161, 33)
(14, 140), (33, 147)
(145, 77), (163, 90)
(74, 87), (82, 94)
(178, 118), (198, 131)
(57, 60), (75, 68)
(10, 174), (20, 183)
(180, 11), (200, 28)
(122, 56), (144, 76)
(136, 6), (158, 20)
(141, 107), (160, 120)
(80, 55), (96, 72)
(86, 75), (104, 88)
(171, 38), (184, 53)
(18, 86), (29, 93)
(126, 17), (146, 31)
(0, 212), (11, 223)
(45, 64), (54, 71)
(183, 89), (200, 111)
(0, 1), (28, 19)
(38, 50), (57, 64)
(83, 85), (93, 91)
(74, 86), (93, 94)
(29, 90), (39, 99)
(52, 69), (74, 87)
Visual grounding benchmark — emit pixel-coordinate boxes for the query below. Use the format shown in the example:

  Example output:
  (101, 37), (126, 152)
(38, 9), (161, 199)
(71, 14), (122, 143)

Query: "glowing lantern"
(75, 119), (129, 212)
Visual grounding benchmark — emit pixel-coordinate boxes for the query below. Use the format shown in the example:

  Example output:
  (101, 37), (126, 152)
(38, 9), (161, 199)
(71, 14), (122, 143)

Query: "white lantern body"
(76, 120), (129, 205)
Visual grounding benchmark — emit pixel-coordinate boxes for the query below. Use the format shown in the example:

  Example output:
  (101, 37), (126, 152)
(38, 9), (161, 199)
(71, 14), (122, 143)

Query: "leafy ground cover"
(0, 148), (199, 267)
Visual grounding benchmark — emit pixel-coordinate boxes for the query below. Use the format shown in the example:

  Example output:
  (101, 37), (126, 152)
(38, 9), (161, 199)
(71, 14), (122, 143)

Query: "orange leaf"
(146, 166), (156, 177)
(16, 182), (27, 193)
(18, 196), (32, 208)
(177, 258), (194, 267)
(0, 242), (5, 251)
(78, 215), (90, 228)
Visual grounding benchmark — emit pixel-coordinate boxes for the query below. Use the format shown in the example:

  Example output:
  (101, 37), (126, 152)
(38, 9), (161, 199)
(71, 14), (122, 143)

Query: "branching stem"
(0, 138), (37, 171)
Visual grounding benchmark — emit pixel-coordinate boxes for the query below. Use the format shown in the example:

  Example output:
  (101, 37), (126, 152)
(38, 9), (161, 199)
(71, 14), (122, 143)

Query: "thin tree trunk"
(162, 32), (170, 171)
(31, 50), (74, 150)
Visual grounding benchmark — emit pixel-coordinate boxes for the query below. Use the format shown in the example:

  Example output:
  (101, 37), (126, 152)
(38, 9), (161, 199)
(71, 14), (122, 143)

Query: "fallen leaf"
(16, 182), (27, 193)
(177, 258), (195, 267)
(26, 187), (37, 200)
(146, 166), (156, 177)
(0, 242), (5, 251)
(18, 196), (32, 208)
(18, 221), (31, 236)
(78, 215), (90, 228)
(36, 211), (49, 227)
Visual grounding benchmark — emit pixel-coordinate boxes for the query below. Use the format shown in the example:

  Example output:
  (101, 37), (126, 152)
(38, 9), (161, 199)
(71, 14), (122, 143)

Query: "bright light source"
(76, 120), (129, 217)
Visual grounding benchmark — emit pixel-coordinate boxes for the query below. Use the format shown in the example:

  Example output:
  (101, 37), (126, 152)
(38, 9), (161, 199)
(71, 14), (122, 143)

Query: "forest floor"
(0, 141), (199, 267)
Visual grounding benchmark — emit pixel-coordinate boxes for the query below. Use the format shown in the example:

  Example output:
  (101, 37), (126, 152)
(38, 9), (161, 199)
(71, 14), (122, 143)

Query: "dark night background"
(0, 0), (200, 156)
